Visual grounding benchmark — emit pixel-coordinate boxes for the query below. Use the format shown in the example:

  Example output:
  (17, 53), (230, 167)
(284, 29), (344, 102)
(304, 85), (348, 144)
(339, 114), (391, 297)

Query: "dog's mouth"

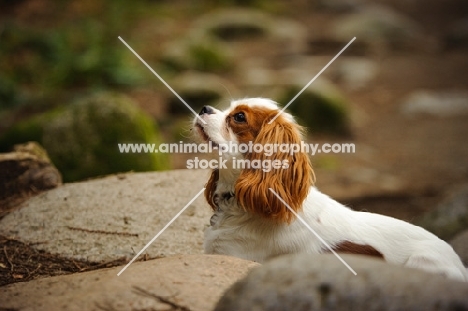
(195, 124), (219, 147)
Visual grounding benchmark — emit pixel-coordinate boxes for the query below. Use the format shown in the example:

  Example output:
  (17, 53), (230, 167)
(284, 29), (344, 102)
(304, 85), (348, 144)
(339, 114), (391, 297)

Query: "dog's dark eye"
(234, 112), (246, 123)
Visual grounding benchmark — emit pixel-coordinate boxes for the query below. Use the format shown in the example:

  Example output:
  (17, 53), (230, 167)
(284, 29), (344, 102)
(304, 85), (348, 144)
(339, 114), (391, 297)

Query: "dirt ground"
(1, 0), (468, 288)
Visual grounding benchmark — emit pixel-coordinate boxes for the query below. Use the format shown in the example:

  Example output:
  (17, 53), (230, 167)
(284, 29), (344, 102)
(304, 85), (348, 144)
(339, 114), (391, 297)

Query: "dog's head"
(193, 98), (314, 223)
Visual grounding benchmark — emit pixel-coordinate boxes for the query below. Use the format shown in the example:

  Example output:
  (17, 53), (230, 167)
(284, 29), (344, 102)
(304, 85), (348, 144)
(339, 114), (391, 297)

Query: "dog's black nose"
(199, 106), (215, 115)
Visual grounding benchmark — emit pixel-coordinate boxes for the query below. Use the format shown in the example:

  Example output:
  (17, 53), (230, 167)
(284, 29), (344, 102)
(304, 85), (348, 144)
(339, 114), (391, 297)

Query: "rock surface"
(0, 170), (212, 262)
(0, 142), (61, 212)
(215, 254), (468, 311)
(0, 254), (258, 311)
(416, 184), (468, 240)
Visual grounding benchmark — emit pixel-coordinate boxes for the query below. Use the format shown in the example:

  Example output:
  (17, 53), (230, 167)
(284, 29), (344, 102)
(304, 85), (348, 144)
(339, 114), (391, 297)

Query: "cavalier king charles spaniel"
(193, 97), (468, 282)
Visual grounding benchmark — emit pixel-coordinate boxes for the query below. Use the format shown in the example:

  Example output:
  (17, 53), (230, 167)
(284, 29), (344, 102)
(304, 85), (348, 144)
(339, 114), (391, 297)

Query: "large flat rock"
(0, 254), (259, 311)
(0, 170), (212, 262)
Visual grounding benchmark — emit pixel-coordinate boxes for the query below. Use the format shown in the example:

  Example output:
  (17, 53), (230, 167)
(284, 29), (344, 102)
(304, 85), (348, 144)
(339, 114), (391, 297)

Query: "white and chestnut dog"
(192, 97), (468, 282)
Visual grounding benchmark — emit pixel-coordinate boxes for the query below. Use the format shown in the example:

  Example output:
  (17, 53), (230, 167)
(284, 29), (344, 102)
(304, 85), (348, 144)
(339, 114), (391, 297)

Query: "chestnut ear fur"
(205, 169), (219, 211)
(235, 114), (314, 223)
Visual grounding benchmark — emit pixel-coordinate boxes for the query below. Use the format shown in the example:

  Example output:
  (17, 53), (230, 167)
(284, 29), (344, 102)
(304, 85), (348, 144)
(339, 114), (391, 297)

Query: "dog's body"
(205, 181), (468, 281)
(193, 98), (468, 282)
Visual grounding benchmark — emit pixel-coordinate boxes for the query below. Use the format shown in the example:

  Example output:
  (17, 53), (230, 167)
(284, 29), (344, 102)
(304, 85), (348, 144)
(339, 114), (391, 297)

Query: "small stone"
(336, 57), (378, 90)
(401, 90), (468, 117)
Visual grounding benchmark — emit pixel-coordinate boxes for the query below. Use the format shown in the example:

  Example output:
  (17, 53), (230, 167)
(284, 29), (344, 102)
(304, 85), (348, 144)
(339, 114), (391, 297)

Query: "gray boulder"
(215, 254), (468, 311)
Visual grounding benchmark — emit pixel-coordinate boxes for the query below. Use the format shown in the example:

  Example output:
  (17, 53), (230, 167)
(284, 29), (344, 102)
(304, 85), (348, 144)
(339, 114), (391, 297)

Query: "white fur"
(194, 98), (468, 282)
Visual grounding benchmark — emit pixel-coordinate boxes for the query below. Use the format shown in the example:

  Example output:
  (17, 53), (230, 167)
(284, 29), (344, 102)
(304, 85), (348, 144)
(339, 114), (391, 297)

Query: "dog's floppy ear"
(205, 169), (219, 211)
(235, 114), (314, 223)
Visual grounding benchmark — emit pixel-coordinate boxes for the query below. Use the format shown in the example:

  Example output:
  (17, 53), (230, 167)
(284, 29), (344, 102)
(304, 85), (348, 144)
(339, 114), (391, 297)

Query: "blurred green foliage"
(0, 21), (145, 110)
(0, 0), (151, 111)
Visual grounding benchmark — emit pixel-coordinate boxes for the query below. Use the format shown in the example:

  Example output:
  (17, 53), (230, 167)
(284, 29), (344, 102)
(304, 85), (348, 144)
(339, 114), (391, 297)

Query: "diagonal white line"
(118, 36), (206, 124)
(268, 37), (356, 124)
(268, 188), (357, 275)
(117, 187), (206, 276)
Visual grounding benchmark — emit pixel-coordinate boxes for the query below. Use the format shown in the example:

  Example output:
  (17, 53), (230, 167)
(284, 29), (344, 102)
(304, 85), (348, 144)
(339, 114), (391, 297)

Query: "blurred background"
(1, 0), (468, 222)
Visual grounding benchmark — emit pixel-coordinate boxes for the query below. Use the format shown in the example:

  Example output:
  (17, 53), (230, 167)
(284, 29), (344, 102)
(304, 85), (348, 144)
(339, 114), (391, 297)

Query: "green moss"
(0, 92), (169, 181)
(276, 86), (351, 136)
(161, 39), (232, 74)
